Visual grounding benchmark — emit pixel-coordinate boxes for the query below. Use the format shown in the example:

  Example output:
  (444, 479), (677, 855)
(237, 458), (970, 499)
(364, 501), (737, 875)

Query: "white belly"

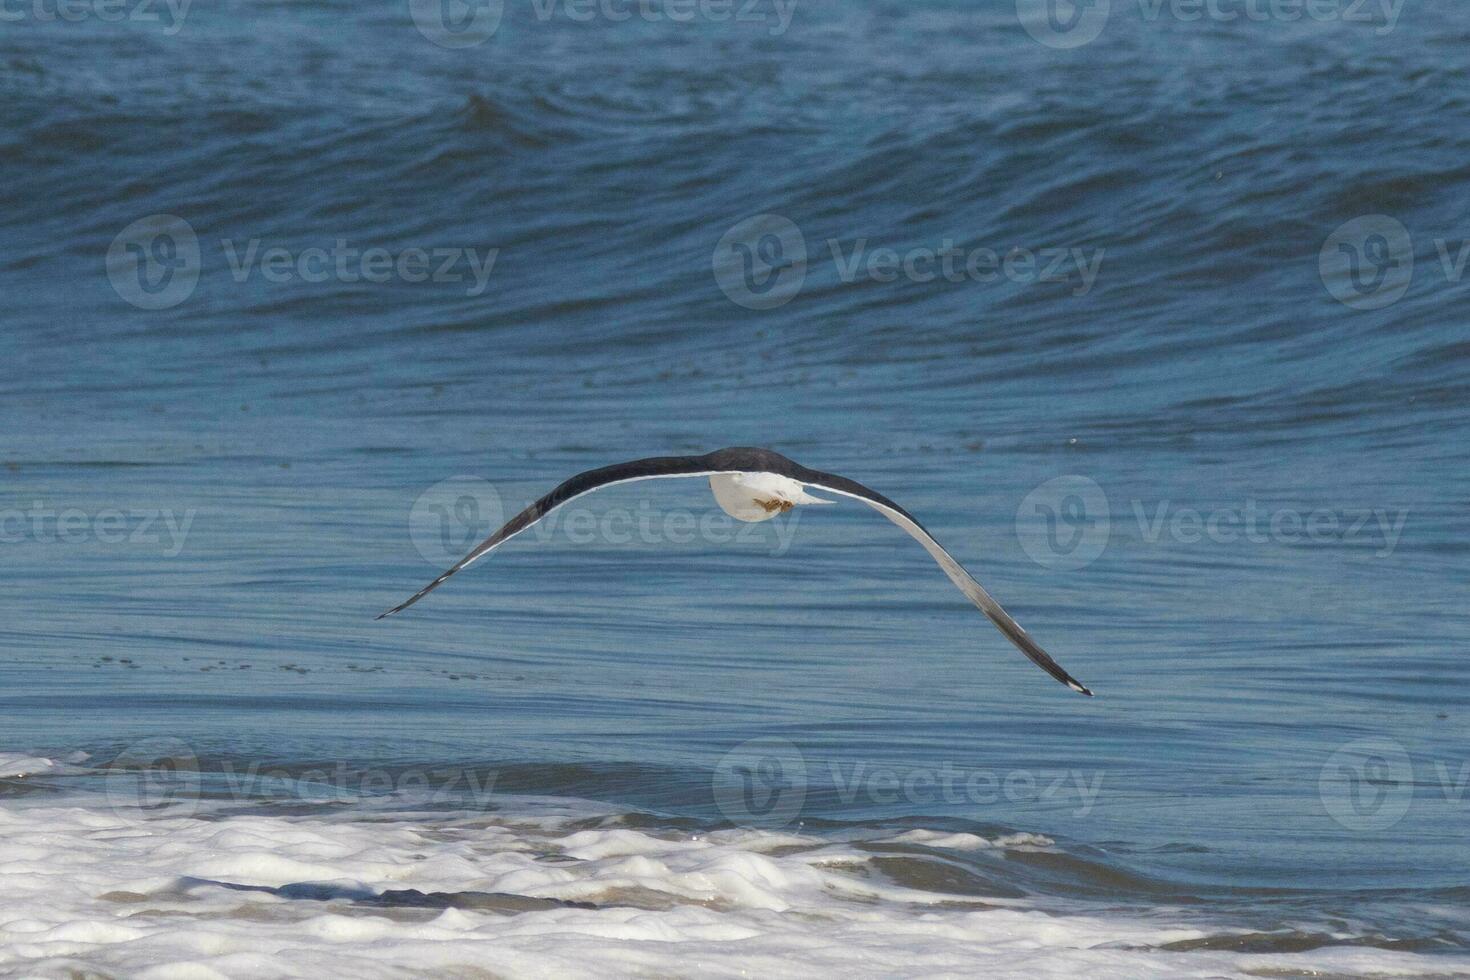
(709, 472), (811, 522)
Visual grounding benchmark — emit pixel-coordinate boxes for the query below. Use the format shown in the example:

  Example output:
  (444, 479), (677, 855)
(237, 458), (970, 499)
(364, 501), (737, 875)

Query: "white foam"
(0, 754), (56, 778)
(877, 829), (1055, 851)
(0, 798), (1451, 979)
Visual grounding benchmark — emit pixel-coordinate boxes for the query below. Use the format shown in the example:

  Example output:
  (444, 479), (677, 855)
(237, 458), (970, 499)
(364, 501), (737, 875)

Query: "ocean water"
(2, 0), (1469, 976)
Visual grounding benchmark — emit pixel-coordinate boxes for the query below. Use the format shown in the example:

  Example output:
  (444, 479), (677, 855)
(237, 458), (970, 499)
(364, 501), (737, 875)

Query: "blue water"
(2, 0), (1469, 968)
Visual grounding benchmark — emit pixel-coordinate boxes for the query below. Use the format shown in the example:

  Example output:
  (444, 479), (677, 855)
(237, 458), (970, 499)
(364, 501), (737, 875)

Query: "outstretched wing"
(377, 455), (728, 619)
(377, 447), (1093, 697)
(792, 465), (1093, 697)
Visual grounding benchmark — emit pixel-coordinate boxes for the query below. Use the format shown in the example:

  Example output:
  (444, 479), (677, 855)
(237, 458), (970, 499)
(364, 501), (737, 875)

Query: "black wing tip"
(1070, 681), (1095, 697)
(374, 599), (414, 620)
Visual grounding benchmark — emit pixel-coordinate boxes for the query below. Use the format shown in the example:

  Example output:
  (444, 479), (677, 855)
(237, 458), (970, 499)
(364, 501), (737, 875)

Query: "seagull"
(377, 447), (1092, 696)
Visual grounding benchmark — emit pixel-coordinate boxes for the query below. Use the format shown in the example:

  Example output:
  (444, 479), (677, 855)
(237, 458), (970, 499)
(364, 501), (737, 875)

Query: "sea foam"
(0, 795), (1446, 979)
